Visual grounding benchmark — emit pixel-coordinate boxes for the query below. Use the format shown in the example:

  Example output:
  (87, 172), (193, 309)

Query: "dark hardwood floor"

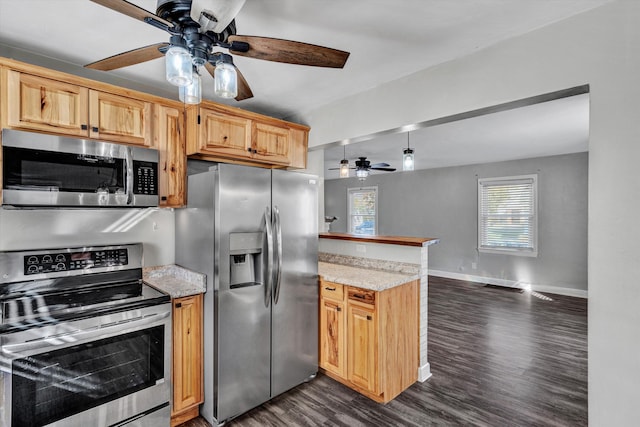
(179, 276), (588, 426)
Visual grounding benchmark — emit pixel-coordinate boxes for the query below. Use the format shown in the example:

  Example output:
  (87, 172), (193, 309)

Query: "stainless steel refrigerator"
(175, 163), (319, 425)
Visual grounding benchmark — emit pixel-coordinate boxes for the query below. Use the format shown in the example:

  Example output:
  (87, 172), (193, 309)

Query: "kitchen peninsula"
(318, 232), (439, 401)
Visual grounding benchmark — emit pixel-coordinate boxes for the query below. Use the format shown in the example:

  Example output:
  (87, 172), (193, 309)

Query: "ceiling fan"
(85, 0), (350, 102)
(330, 155), (396, 180)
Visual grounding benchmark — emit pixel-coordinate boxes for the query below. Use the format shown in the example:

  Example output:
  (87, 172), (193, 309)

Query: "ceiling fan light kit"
(165, 37), (192, 86)
(213, 54), (238, 99)
(179, 66), (202, 104)
(356, 168), (369, 181)
(86, 0), (350, 104)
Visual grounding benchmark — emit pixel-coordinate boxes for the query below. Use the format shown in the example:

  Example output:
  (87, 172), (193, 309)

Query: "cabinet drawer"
(347, 288), (376, 306)
(321, 282), (344, 302)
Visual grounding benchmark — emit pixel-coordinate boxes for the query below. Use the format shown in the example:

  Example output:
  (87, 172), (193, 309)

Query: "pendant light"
(179, 66), (202, 104)
(403, 131), (415, 171)
(339, 145), (350, 178)
(214, 53), (238, 99)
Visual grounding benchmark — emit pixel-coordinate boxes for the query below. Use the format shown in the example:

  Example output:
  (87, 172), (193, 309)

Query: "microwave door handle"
(125, 146), (134, 205)
(1, 311), (170, 354)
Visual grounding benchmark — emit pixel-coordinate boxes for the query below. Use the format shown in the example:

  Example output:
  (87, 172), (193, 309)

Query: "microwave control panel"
(133, 161), (158, 195)
(24, 248), (129, 275)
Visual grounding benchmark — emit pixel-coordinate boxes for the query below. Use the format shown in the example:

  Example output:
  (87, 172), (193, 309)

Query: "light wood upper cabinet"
(89, 90), (152, 146)
(155, 103), (186, 208)
(3, 69), (89, 136)
(187, 106), (252, 159)
(1, 69), (152, 147)
(252, 121), (290, 165)
(172, 294), (203, 425)
(186, 104), (308, 168)
(288, 127), (309, 169)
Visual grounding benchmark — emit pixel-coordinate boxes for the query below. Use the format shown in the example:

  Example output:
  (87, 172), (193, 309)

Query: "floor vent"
(483, 284), (524, 293)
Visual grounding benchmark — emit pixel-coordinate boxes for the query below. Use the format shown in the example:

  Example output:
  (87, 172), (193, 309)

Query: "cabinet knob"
(81, 124), (88, 130)
(336, 307), (342, 312)
(325, 287), (336, 291)
(367, 315), (372, 320)
(92, 126), (99, 133)
(247, 147), (252, 152)
(175, 302), (182, 308)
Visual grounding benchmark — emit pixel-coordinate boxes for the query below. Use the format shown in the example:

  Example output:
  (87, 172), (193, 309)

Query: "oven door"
(0, 303), (171, 427)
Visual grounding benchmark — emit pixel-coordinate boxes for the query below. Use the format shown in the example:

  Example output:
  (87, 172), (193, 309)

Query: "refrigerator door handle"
(273, 205), (283, 304)
(264, 206), (274, 307)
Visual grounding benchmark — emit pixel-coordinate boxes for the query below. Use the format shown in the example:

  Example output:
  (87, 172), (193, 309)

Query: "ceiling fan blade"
(90, 0), (173, 28)
(370, 162), (390, 168)
(85, 43), (169, 71)
(228, 35), (350, 68)
(370, 167), (397, 172)
(204, 61), (254, 101)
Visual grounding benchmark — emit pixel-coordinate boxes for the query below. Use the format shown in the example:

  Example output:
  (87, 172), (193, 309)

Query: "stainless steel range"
(0, 243), (171, 427)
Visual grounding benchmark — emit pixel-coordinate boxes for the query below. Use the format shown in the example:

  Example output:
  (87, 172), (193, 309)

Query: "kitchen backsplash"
(0, 207), (174, 266)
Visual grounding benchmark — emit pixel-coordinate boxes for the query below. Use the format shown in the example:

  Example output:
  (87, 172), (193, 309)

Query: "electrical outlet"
(356, 244), (366, 253)
(471, 262), (477, 270)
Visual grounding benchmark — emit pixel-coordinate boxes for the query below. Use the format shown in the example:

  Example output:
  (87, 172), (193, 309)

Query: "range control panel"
(24, 248), (129, 275)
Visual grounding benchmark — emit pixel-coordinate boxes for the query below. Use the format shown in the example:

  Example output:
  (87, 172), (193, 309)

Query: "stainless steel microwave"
(2, 129), (158, 207)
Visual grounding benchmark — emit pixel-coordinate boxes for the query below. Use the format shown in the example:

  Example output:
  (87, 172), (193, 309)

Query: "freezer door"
(216, 164), (272, 422)
(271, 170), (319, 397)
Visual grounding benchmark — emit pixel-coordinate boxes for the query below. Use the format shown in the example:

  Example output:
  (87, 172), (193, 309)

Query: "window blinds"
(478, 176), (537, 253)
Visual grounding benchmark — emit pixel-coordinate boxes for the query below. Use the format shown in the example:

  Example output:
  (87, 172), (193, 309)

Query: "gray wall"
(325, 152), (588, 294)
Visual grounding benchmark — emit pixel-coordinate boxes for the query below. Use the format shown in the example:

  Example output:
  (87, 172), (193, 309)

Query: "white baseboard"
(418, 363), (432, 382)
(428, 269), (588, 299)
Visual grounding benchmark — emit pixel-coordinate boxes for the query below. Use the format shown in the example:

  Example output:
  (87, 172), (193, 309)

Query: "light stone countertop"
(143, 265), (206, 298)
(319, 261), (419, 292)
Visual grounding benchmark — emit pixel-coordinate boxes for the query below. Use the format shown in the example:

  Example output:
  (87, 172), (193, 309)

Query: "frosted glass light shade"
(214, 61), (238, 99)
(339, 160), (349, 178)
(179, 71), (202, 104)
(356, 169), (368, 181)
(403, 148), (415, 171)
(166, 45), (192, 87)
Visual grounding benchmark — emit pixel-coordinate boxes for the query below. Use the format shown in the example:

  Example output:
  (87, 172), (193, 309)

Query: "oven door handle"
(1, 310), (170, 354)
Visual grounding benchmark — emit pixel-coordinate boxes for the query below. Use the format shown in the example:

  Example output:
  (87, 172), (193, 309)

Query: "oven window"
(3, 147), (125, 193)
(11, 325), (164, 427)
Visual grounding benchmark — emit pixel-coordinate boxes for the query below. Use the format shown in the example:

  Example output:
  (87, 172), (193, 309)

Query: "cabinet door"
(287, 127), (308, 169)
(89, 90), (152, 146)
(347, 303), (378, 394)
(3, 69), (89, 136)
(172, 294), (204, 415)
(320, 298), (346, 378)
(155, 104), (186, 207)
(197, 108), (252, 158)
(252, 122), (291, 165)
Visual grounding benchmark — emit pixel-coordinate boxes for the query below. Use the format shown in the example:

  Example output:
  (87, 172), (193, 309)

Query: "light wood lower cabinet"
(319, 279), (419, 403)
(171, 294), (203, 426)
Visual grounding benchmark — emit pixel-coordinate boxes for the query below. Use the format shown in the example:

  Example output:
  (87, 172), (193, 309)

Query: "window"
(478, 174), (537, 256)
(348, 186), (377, 235)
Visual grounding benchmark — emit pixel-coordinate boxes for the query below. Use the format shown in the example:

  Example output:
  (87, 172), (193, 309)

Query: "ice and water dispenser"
(229, 232), (263, 288)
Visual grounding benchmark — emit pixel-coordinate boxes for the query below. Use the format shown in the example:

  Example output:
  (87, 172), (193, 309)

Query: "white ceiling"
(0, 1), (599, 175)
(0, 0), (609, 120)
(322, 93), (590, 179)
